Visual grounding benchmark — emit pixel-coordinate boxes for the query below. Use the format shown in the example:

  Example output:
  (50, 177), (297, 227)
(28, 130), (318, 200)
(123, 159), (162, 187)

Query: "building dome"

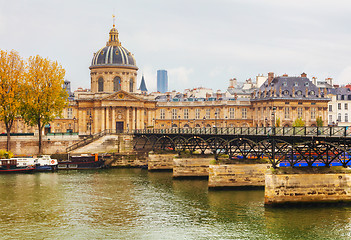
(90, 25), (137, 70)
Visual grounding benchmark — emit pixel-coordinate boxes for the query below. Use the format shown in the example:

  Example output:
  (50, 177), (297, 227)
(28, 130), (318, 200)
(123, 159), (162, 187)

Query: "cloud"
(337, 66), (351, 85)
(168, 67), (194, 91)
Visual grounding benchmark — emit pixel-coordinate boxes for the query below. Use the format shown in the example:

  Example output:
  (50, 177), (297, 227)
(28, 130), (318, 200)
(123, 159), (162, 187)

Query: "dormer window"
(296, 90), (302, 96)
(309, 90), (315, 96)
(294, 82), (298, 87)
(282, 82), (287, 86)
(283, 90), (289, 96)
(304, 82), (309, 86)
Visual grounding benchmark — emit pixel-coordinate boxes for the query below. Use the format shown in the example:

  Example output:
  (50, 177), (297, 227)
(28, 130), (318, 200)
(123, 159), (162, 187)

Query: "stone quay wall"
(148, 154), (176, 171)
(173, 158), (210, 178)
(209, 164), (270, 189)
(109, 152), (148, 168)
(0, 135), (79, 156)
(265, 172), (351, 206)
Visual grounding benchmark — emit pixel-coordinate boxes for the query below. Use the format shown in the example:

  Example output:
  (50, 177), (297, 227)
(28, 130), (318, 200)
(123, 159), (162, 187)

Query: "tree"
(275, 117), (281, 127)
(0, 50), (25, 151)
(292, 118), (305, 127)
(316, 116), (323, 127)
(21, 55), (68, 154)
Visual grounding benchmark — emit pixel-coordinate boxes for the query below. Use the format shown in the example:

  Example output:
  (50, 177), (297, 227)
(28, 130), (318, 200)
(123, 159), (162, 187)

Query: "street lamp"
(225, 116), (228, 128)
(215, 112), (218, 127)
(272, 106), (276, 134)
(178, 115), (181, 128)
(153, 118), (155, 128)
(73, 116), (76, 134)
(203, 116), (206, 127)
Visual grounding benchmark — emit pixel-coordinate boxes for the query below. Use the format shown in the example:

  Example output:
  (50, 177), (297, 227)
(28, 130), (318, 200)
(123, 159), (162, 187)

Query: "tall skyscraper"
(157, 70), (168, 93)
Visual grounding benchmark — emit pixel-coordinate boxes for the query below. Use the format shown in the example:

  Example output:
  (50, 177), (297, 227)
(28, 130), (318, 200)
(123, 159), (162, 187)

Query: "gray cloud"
(1, 0), (351, 92)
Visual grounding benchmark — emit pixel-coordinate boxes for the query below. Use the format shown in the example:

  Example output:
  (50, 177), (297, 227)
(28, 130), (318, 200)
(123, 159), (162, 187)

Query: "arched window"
(113, 76), (121, 92)
(98, 77), (104, 92)
(129, 78), (134, 92)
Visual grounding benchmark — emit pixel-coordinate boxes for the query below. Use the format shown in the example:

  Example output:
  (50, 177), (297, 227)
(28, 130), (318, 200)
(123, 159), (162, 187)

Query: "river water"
(0, 168), (351, 239)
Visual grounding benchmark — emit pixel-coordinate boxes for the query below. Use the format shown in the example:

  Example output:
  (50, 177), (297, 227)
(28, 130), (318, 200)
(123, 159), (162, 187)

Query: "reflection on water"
(0, 169), (351, 239)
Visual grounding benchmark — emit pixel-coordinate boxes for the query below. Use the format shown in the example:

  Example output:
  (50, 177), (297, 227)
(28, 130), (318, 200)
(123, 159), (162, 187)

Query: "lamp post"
(178, 115), (181, 128)
(215, 112), (217, 127)
(73, 116), (76, 134)
(272, 106), (276, 134)
(225, 116), (228, 128)
(203, 116), (206, 127)
(153, 118), (155, 128)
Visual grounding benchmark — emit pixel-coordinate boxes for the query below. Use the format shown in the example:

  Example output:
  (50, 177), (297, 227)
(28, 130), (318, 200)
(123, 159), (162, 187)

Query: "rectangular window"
(345, 103), (348, 110)
(345, 113), (348, 123)
(184, 109), (189, 119)
(215, 108), (220, 119)
(67, 108), (73, 119)
(338, 103), (341, 110)
(298, 107), (303, 119)
(172, 109), (177, 119)
(329, 105), (332, 112)
(195, 109), (200, 119)
(311, 107), (316, 120)
(329, 115), (333, 124)
(229, 108), (235, 119)
(338, 113), (342, 122)
(242, 108), (247, 119)
(160, 109), (165, 119)
(284, 107), (290, 119)
(206, 109), (210, 119)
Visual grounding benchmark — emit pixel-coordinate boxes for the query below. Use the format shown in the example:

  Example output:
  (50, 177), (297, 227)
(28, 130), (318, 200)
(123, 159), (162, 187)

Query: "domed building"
(73, 23), (156, 135)
(90, 24), (138, 93)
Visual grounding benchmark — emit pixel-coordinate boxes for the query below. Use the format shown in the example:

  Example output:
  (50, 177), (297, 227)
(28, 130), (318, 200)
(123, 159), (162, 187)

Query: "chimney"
(312, 77), (317, 85)
(301, 72), (307, 78)
(282, 73), (288, 77)
(268, 72), (274, 84)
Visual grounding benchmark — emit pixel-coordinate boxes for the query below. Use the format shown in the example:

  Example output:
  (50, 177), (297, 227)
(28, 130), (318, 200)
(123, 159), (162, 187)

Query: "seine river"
(1, 168), (351, 239)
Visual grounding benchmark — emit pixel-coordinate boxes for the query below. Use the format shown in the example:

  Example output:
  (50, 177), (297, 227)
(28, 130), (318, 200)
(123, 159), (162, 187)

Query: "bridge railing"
(134, 126), (351, 137)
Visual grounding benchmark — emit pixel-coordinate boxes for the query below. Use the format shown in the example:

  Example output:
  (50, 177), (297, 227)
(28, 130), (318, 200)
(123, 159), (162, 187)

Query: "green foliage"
(292, 118), (305, 127)
(21, 55), (68, 154)
(275, 117), (281, 127)
(0, 149), (13, 159)
(209, 159), (218, 165)
(316, 116), (323, 127)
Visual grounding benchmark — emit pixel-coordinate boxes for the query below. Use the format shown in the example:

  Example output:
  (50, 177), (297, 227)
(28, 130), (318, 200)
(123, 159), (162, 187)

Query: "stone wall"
(209, 164), (270, 189)
(148, 154), (176, 171)
(0, 135), (78, 156)
(265, 172), (351, 206)
(173, 158), (210, 178)
(109, 153), (148, 168)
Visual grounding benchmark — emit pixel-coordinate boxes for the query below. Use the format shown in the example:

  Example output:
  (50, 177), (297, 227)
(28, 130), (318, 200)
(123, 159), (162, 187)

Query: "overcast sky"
(1, 0), (351, 92)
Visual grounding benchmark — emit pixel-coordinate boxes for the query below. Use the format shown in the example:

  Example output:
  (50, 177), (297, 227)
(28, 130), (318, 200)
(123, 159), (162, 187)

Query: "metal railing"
(134, 126), (351, 137)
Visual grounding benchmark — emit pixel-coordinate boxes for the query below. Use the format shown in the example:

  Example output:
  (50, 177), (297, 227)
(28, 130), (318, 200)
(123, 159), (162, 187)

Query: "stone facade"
(148, 154), (176, 171)
(209, 164), (270, 189)
(265, 172), (351, 206)
(173, 158), (210, 178)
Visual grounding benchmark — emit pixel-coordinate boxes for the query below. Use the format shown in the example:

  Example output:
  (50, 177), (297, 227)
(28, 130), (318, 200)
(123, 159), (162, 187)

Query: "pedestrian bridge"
(133, 126), (351, 168)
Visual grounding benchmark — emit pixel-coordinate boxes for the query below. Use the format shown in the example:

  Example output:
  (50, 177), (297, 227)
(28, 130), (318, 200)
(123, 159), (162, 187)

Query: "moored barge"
(58, 154), (105, 170)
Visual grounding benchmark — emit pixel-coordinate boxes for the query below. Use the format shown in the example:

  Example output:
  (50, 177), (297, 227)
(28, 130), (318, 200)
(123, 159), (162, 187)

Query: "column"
(106, 108), (110, 130)
(141, 108), (145, 129)
(94, 108), (99, 134)
(112, 107), (116, 130)
(132, 107), (136, 130)
(126, 107), (130, 130)
(101, 108), (105, 131)
(79, 109), (84, 134)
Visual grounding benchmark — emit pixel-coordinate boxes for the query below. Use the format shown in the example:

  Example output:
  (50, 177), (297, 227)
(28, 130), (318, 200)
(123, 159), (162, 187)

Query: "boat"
(57, 154), (105, 170)
(0, 159), (35, 173)
(35, 155), (58, 171)
(14, 155), (58, 172)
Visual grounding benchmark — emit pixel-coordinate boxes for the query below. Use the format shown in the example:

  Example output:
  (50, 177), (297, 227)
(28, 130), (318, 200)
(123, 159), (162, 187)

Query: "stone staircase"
(67, 132), (134, 154)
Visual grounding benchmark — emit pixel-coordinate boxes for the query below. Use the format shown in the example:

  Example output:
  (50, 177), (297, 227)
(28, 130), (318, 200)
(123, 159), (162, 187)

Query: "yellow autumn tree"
(21, 55), (68, 154)
(0, 50), (25, 151)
